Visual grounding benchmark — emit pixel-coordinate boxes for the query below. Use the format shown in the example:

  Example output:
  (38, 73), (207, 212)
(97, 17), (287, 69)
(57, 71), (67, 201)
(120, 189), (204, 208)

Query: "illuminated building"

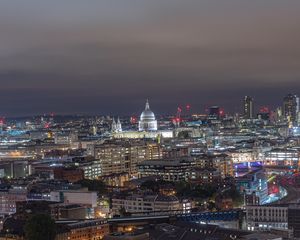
(244, 96), (254, 119)
(111, 100), (173, 139)
(112, 194), (181, 216)
(112, 130), (173, 139)
(137, 158), (195, 182)
(100, 172), (130, 187)
(54, 131), (78, 145)
(236, 169), (268, 205)
(112, 117), (122, 133)
(228, 148), (266, 166)
(195, 154), (233, 178)
(189, 167), (222, 185)
(78, 160), (102, 179)
(138, 100), (157, 131)
(246, 204), (288, 231)
(283, 93), (299, 124)
(263, 148), (299, 167)
(0, 218), (109, 240)
(0, 187), (27, 215)
(91, 139), (162, 176)
(0, 161), (30, 178)
(55, 219), (109, 240)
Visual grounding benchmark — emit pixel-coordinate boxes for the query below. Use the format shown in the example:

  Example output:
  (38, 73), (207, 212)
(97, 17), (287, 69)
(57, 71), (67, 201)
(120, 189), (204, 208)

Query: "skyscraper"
(208, 106), (220, 120)
(283, 94), (299, 123)
(244, 96), (254, 119)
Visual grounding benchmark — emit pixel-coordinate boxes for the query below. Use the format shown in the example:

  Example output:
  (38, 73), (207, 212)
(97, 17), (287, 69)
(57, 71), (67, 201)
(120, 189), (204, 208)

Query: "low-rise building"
(0, 187), (27, 216)
(264, 148), (299, 167)
(246, 204), (288, 231)
(112, 194), (181, 216)
(56, 219), (109, 240)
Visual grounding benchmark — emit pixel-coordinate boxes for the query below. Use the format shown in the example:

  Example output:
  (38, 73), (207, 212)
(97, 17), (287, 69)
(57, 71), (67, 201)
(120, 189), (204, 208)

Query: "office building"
(137, 158), (195, 182)
(246, 204), (288, 231)
(91, 139), (162, 177)
(244, 96), (254, 119)
(112, 194), (181, 216)
(283, 94), (299, 124)
(208, 106), (220, 120)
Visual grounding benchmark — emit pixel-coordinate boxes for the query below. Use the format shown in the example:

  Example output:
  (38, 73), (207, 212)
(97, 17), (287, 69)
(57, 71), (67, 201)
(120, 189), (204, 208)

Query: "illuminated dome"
(139, 100), (158, 131)
(140, 101), (155, 121)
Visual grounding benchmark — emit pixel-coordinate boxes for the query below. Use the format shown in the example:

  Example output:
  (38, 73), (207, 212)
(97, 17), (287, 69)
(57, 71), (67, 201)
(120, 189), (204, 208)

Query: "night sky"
(1, 0), (300, 117)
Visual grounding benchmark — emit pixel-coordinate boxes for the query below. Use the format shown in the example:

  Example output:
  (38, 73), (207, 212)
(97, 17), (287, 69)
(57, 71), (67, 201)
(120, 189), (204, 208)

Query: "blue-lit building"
(236, 169), (268, 205)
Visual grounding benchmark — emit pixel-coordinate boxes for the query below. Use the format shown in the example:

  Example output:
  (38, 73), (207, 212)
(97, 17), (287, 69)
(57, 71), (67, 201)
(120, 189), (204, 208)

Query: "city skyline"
(1, 2), (300, 238)
(1, 1), (300, 116)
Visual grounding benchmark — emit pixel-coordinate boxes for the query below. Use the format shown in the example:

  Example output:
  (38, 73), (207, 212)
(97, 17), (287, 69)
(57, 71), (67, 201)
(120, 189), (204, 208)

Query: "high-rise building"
(244, 96), (254, 119)
(90, 139), (162, 176)
(208, 106), (220, 120)
(283, 94), (299, 124)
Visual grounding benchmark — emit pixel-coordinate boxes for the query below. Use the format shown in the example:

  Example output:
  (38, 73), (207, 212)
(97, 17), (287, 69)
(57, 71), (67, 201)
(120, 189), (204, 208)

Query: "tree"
(178, 131), (190, 139)
(140, 180), (172, 193)
(77, 179), (107, 195)
(221, 187), (243, 207)
(119, 207), (131, 217)
(24, 214), (56, 240)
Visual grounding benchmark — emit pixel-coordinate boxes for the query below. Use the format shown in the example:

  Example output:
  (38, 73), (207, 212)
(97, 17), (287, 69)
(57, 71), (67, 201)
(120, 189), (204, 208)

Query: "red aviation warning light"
(186, 104), (191, 112)
(130, 116), (137, 124)
(172, 117), (181, 124)
(260, 106), (270, 113)
(219, 108), (225, 117)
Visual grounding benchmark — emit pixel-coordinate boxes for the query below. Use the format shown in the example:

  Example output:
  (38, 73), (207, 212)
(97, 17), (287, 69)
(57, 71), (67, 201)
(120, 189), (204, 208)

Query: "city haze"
(1, 0), (300, 116)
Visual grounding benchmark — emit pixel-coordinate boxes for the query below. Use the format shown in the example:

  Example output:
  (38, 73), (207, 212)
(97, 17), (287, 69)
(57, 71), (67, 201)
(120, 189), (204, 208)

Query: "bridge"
(108, 209), (241, 225)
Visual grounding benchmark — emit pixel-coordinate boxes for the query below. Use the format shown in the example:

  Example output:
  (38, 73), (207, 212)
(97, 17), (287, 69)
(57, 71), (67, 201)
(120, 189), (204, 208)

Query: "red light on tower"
(172, 117), (181, 124)
(130, 116), (137, 124)
(186, 104), (191, 111)
(260, 106), (270, 113)
(219, 108), (225, 117)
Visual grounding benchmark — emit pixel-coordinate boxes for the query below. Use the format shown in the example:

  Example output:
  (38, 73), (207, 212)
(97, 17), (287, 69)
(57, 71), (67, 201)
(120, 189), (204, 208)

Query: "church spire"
(117, 117), (122, 132)
(111, 117), (117, 133)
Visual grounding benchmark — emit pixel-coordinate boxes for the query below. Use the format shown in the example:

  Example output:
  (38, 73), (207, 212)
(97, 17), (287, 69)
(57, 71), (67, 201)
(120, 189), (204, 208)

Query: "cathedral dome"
(139, 100), (157, 131)
(140, 100), (155, 121)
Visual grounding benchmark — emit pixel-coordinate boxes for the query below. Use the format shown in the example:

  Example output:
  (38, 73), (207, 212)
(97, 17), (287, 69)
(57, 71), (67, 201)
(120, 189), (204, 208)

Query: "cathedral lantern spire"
(145, 99), (150, 110)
